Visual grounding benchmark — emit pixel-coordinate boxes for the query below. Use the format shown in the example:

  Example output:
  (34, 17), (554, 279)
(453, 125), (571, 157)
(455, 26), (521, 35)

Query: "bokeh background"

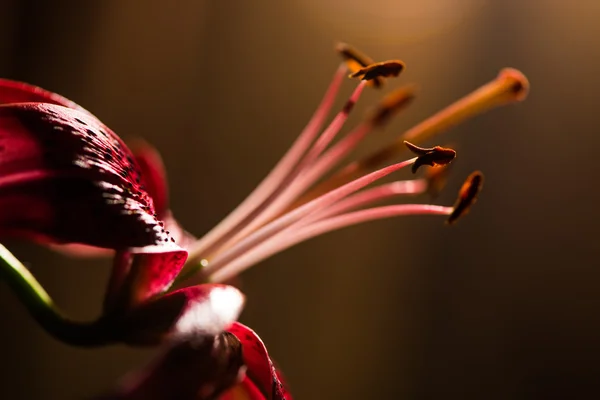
(1, 0), (599, 398)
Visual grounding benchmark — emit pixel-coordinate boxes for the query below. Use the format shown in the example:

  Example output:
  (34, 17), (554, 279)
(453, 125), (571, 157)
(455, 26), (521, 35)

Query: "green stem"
(0, 244), (113, 347)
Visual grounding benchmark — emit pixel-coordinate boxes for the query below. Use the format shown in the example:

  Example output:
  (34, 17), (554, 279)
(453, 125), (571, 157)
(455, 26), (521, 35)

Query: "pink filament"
(210, 204), (452, 282)
(208, 80), (369, 255)
(302, 179), (428, 224)
(188, 64), (347, 260)
(203, 157), (417, 276)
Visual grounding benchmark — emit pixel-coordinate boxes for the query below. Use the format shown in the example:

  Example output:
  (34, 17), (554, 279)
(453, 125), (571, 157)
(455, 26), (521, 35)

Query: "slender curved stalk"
(0, 244), (112, 347)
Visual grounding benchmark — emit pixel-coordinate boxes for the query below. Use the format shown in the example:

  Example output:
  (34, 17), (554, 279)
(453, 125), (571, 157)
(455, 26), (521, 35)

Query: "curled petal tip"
(447, 171), (484, 224)
(129, 139), (170, 216)
(404, 141), (456, 173)
(228, 323), (292, 399)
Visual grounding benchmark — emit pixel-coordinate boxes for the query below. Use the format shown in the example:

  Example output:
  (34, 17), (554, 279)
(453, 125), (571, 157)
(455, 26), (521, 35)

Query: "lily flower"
(0, 42), (528, 400)
(0, 42), (528, 290)
(0, 42), (527, 333)
(0, 78), (287, 400)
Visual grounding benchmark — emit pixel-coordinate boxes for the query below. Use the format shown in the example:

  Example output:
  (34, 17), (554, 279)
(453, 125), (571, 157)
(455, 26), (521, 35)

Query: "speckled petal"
(130, 140), (197, 249)
(0, 102), (178, 251)
(129, 139), (169, 217)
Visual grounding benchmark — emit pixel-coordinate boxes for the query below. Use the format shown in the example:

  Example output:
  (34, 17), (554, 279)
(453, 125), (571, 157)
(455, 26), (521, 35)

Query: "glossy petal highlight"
(0, 102), (176, 250)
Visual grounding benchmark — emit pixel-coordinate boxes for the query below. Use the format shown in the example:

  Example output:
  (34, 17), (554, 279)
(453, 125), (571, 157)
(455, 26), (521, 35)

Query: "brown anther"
(424, 163), (452, 199)
(336, 42), (384, 88)
(368, 85), (417, 127)
(447, 171), (484, 224)
(336, 42), (374, 68)
(350, 60), (406, 81)
(404, 141), (456, 173)
(284, 69), (528, 212)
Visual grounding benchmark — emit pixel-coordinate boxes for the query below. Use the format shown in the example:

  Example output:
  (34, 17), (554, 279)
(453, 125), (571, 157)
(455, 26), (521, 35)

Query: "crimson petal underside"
(227, 322), (292, 400)
(102, 330), (245, 400)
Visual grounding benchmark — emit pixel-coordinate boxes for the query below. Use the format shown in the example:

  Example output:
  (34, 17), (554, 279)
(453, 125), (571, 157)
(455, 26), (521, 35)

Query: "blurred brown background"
(1, 0), (599, 398)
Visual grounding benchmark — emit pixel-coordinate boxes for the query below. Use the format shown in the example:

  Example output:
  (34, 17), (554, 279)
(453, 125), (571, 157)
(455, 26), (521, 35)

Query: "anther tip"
(404, 141), (456, 174)
(447, 171), (484, 224)
(335, 42), (384, 88)
(498, 68), (530, 101)
(425, 163), (452, 199)
(350, 60), (406, 81)
(369, 84), (418, 127)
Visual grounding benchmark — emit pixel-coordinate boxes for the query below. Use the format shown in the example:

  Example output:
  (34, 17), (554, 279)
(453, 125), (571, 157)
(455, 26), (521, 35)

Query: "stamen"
(368, 85), (417, 127)
(296, 68), (528, 203)
(210, 170), (483, 282)
(447, 171), (484, 224)
(424, 164), (451, 199)
(298, 81), (367, 167)
(301, 179), (428, 224)
(404, 141), (456, 173)
(187, 63), (347, 261)
(210, 204), (452, 283)
(298, 85), (417, 191)
(204, 81), (369, 258)
(188, 46), (408, 265)
(335, 42), (384, 88)
(371, 68), (529, 164)
(247, 85), (417, 229)
(350, 60), (406, 81)
(202, 158), (418, 276)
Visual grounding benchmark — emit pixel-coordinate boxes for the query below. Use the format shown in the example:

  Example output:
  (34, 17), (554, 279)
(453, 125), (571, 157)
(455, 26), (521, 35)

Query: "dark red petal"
(103, 331), (245, 400)
(49, 212), (196, 259)
(129, 139), (169, 217)
(48, 242), (114, 258)
(114, 283), (244, 345)
(0, 102), (176, 251)
(0, 78), (89, 113)
(104, 248), (188, 314)
(228, 323), (292, 400)
(272, 366), (292, 400)
(130, 141), (198, 250)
